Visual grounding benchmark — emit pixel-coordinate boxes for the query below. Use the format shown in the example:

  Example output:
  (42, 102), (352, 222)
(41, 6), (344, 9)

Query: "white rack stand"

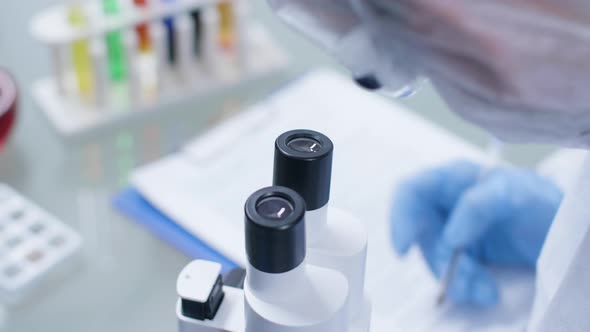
(29, 0), (288, 138)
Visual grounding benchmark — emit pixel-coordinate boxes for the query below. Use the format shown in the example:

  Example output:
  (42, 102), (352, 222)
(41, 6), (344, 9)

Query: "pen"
(437, 249), (463, 306)
(437, 136), (504, 306)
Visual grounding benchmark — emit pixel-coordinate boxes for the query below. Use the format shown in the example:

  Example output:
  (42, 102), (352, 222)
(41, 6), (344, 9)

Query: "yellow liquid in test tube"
(217, 1), (235, 50)
(68, 5), (95, 101)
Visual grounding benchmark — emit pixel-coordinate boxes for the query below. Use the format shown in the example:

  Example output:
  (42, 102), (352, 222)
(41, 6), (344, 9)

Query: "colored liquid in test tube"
(103, 0), (128, 82)
(68, 5), (95, 100)
(217, 1), (235, 50)
(134, 0), (153, 52)
(161, 0), (177, 64)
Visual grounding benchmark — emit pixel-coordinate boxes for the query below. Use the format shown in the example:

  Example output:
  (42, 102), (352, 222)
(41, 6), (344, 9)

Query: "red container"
(0, 69), (17, 150)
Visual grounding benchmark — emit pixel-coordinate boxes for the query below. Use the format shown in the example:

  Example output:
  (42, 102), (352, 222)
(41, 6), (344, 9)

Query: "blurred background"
(0, 0), (555, 331)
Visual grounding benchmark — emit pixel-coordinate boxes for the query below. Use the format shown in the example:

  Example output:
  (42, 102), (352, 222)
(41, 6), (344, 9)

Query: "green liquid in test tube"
(103, 0), (127, 82)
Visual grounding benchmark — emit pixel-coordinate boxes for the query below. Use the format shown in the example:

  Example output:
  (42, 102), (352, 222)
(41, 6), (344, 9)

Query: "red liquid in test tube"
(134, 0), (153, 52)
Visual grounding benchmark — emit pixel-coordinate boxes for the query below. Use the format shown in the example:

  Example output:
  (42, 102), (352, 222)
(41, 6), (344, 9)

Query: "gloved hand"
(269, 0), (590, 148)
(391, 160), (563, 306)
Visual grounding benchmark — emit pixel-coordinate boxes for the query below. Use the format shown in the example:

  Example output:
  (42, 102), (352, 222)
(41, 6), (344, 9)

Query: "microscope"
(176, 130), (372, 332)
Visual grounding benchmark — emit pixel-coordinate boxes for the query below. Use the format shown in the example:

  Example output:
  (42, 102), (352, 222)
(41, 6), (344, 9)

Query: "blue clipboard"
(113, 188), (238, 273)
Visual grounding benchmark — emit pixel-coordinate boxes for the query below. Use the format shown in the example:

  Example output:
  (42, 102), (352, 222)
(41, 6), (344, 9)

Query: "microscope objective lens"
(256, 196), (294, 220)
(287, 137), (322, 153)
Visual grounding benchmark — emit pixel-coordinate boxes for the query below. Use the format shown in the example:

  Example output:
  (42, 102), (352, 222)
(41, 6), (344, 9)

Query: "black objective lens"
(245, 186), (306, 274)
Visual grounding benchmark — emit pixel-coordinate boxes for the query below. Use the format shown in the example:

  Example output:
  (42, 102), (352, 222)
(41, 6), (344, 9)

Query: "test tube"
(123, 31), (141, 106)
(234, 0), (249, 71)
(151, 21), (169, 94)
(174, 14), (196, 83)
(161, 0), (177, 65)
(202, 6), (221, 75)
(68, 3), (95, 101)
(91, 39), (109, 107)
(133, 0), (153, 52)
(103, 0), (128, 82)
(50, 45), (68, 95)
(189, 8), (202, 57)
(217, 1), (235, 50)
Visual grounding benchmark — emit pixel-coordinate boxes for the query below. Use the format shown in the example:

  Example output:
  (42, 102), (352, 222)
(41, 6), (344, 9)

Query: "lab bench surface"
(0, 0), (553, 331)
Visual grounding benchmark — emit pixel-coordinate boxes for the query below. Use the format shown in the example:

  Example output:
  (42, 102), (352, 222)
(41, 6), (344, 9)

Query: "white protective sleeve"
(269, 0), (590, 148)
(531, 150), (590, 332)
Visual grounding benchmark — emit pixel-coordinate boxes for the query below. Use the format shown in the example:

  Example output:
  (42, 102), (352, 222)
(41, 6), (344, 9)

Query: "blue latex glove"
(391, 160), (563, 306)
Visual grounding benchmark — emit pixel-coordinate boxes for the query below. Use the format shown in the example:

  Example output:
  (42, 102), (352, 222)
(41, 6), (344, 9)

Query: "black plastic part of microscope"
(181, 275), (225, 321)
(354, 74), (382, 90)
(245, 186), (307, 274)
(274, 130), (334, 211)
(223, 268), (246, 289)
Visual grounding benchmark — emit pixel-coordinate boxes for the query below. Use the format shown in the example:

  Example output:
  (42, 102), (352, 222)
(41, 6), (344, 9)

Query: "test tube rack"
(30, 0), (288, 138)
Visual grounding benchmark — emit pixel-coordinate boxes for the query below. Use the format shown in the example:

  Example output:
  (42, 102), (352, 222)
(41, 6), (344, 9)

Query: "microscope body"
(176, 214), (370, 332)
(176, 186), (353, 332)
(176, 130), (373, 332)
(176, 260), (350, 332)
(306, 206), (371, 332)
(176, 210), (371, 332)
(273, 130), (372, 331)
(244, 262), (349, 332)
